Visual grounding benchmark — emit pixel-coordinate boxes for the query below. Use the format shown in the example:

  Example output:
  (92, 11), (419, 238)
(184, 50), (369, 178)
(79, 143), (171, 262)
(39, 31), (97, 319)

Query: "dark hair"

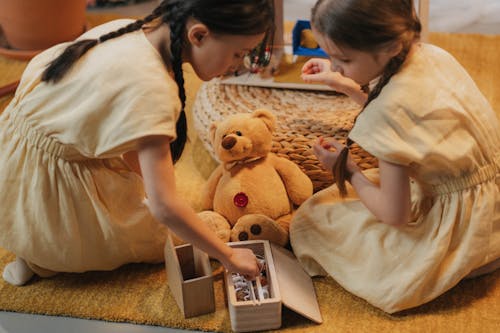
(42, 0), (274, 163)
(311, 0), (421, 196)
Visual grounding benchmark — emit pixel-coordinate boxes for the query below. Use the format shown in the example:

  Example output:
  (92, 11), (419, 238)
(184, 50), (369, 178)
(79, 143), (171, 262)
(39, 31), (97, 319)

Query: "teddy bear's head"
(209, 109), (276, 163)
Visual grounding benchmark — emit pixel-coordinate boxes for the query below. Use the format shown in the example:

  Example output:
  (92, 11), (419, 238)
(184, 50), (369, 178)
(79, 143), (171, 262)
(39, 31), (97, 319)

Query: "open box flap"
(270, 243), (323, 324)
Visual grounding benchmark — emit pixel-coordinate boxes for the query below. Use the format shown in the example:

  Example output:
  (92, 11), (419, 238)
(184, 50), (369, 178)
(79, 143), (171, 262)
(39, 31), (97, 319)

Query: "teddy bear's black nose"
(221, 136), (236, 150)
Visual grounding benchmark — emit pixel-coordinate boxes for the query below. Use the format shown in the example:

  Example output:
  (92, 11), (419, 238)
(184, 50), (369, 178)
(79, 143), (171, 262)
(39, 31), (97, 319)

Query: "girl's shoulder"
(399, 43), (461, 81)
(79, 20), (172, 90)
(78, 19), (136, 40)
(375, 43), (470, 105)
(418, 43), (452, 58)
(415, 43), (463, 71)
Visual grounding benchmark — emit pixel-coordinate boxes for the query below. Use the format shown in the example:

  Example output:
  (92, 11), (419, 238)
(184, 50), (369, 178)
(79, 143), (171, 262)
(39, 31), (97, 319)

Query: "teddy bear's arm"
(272, 154), (313, 205)
(201, 165), (224, 210)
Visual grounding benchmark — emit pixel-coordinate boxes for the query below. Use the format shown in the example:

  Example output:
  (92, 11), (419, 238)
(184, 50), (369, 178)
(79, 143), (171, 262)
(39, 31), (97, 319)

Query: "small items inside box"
(228, 243), (275, 303)
(232, 254), (269, 302)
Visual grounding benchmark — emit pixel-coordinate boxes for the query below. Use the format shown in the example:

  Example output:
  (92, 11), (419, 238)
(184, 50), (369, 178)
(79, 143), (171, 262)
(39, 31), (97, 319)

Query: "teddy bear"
(198, 109), (313, 246)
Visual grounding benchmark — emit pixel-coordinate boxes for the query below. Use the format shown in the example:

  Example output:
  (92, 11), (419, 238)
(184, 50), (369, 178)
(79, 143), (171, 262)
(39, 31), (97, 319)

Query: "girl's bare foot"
(2, 257), (34, 286)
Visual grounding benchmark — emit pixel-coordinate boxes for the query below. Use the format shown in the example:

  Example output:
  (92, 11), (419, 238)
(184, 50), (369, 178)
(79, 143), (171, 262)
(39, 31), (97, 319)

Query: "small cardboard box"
(164, 234), (215, 318)
(224, 240), (323, 332)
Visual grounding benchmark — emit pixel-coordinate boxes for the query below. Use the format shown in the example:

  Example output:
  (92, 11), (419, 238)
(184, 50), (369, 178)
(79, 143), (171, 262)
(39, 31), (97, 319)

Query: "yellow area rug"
(1, 13), (499, 333)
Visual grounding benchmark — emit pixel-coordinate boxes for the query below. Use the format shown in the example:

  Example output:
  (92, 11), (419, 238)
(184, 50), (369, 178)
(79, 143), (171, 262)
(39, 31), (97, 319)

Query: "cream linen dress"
(0, 20), (180, 276)
(290, 43), (500, 313)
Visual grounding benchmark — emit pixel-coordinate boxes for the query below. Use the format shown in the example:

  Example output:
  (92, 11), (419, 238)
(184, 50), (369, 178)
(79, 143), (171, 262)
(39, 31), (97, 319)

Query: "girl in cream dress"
(0, 0), (275, 286)
(290, 0), (500, 313)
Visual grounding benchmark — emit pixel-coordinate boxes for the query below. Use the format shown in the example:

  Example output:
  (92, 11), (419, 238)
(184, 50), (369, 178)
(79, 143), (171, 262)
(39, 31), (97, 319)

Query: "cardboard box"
(224, 240), (323, 332)
(164, 235), (215, 318)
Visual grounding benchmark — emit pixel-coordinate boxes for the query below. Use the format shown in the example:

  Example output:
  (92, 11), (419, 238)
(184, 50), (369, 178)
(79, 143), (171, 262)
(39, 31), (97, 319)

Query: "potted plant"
(0, 0), (87, 59)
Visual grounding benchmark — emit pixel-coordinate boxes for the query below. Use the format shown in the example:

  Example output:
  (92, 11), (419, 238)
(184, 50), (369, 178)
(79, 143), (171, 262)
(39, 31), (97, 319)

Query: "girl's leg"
(2, 256), (34, 286)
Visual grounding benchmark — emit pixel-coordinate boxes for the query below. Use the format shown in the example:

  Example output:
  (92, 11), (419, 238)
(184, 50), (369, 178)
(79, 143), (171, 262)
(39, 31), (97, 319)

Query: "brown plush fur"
(198, 109), (313, 246)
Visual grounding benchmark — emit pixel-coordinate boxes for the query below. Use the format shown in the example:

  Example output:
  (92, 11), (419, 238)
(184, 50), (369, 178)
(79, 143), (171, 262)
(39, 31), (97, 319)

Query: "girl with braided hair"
(0, 0), (274, 286)
(290, 0), (500, 313)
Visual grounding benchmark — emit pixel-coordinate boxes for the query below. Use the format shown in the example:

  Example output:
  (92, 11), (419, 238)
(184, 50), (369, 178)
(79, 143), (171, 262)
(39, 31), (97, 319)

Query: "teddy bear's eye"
(235, 131), (243, 136)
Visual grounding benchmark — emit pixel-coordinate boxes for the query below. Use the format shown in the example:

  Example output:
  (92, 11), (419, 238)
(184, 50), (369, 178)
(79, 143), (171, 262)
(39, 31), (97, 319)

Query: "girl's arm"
(343, 83), (368, 106)
(301, 58), (367, 106)
(314, 138), (410, 226)
(137, 135), (260, 277)
(123, 150), (142, 176)
(350, 159), (411, 226)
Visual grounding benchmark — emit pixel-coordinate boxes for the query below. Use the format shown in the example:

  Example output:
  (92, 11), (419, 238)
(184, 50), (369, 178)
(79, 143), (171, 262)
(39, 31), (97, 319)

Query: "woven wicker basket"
(192, 79), (378, 192)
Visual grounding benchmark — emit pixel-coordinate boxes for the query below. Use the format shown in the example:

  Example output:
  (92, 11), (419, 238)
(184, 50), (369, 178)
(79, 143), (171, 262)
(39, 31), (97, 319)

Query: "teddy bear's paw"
(231, 214), (288, 247)
(198, 211), (231, 242)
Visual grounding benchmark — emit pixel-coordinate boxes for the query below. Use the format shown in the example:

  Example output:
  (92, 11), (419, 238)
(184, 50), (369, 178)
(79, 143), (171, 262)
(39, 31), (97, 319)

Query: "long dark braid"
(162, 2), (189, 163)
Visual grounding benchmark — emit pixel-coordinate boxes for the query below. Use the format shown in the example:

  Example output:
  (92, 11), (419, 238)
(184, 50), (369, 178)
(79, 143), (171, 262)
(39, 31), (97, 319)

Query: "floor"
(0, 312), (185, 333)
(1, 1), (499, 332)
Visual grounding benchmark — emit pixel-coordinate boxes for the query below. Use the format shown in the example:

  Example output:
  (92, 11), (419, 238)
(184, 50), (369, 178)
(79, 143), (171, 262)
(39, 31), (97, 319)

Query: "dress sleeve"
(91, 72), (182, 158)
(349, 80), (459, 167)
(73, 39), (183, 159)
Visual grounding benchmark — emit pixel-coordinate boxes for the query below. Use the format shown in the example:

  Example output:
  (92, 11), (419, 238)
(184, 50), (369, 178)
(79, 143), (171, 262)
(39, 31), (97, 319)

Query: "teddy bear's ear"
(252, 109), (276, 132)
(209, 122), (218, 145)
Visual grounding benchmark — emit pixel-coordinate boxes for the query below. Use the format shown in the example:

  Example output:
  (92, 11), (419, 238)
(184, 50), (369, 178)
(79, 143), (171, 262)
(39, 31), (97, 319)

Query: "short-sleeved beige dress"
(290, 43), (500, 313)
(0, 20), (181, 275)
